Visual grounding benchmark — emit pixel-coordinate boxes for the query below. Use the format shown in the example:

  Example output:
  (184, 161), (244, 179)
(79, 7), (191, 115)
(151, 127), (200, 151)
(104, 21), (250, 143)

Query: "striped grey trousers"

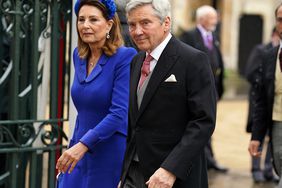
(272, 121), (282, 188)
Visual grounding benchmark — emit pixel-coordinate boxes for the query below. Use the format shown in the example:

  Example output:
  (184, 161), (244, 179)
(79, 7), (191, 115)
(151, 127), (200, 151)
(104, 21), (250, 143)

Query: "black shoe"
(263, 171), (279, 183)
(253, 171), (265, 183)
(208, 164), (229, 173)
(263, 171), (273, 181)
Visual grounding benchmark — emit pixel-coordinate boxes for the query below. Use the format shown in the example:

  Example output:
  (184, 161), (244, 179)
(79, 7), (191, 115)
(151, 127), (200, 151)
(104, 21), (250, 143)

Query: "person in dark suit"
(115, 0), (136, 48)
(179, 5), (227, 173)
(249, 3), (282, 187)
(120, 0), (217, 188)
(245, 28), (280, 183)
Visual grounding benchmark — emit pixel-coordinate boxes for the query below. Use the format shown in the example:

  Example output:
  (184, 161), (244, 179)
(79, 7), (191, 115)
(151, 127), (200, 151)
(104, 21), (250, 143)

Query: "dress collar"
(77, 53), (109, 83)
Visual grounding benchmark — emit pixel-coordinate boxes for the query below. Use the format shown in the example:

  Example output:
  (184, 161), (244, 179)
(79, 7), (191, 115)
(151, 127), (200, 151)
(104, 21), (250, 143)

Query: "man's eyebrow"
(130, 18), (151, 23)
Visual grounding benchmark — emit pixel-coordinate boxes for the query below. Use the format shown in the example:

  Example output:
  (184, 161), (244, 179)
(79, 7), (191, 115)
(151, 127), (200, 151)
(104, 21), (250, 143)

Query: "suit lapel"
(266, 47), (278, 81)
(264, 47), (278, 104)
(76, 54), (108, 83)
(195, 28), (207, 52)
(86, 54), (108, 83)
(212, 33), (220, 49)
(130, 53), (146, 120)
(137, 37), (179, 120)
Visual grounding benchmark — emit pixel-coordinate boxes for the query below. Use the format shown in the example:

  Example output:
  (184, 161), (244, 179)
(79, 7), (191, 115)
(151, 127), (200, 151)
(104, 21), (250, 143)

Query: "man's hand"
(146, 168), (176, 188)
(248, 140), (261, 157)
(56, 142), (88, 174)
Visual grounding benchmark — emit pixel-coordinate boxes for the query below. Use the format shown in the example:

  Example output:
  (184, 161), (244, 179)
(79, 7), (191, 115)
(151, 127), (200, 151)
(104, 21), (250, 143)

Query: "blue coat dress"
(59, 46), (137, 188)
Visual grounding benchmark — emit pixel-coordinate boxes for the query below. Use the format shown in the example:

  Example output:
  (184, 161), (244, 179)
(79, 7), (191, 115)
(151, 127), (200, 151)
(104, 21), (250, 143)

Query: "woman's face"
(77, 5), (113, 47)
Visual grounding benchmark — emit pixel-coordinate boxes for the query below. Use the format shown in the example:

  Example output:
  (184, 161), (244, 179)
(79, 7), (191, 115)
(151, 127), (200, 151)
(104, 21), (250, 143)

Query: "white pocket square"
(165, 74), (177, 82)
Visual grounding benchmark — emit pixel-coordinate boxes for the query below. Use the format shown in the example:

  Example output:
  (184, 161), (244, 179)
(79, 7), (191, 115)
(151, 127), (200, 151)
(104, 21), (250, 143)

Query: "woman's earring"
(106, 33), (110, 39)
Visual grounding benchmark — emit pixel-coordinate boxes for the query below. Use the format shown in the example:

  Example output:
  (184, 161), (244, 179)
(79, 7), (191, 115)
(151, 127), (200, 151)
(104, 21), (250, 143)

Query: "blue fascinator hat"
(74, 0), (116, 19)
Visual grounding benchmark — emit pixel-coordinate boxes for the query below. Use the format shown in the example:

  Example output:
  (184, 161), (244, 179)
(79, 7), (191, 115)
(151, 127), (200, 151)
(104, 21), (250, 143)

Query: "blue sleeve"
(79, 48), (137, 152)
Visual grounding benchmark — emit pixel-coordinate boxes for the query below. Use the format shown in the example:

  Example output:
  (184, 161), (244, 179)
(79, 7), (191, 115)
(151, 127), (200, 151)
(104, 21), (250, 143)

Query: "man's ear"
(163, 16), (171, 32)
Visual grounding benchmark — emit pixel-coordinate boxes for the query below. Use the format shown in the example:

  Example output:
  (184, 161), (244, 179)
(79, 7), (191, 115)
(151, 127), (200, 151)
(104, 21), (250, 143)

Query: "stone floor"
(209, 99), (278, 188)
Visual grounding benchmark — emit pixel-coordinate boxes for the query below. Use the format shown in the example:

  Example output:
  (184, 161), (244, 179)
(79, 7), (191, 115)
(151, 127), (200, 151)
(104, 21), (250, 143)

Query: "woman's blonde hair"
(76, 0), (124, 58)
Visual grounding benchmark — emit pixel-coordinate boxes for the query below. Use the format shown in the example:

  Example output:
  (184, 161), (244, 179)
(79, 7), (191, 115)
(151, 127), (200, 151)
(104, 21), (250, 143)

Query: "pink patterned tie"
(139, 54), (153, 89)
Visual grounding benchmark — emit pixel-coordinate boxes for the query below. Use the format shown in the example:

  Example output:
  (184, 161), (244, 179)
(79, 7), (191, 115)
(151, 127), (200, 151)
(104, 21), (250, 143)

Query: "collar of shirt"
(146, 33), (172, 72)
(197, 24), (213, 42)
(280, 40), (282, 48)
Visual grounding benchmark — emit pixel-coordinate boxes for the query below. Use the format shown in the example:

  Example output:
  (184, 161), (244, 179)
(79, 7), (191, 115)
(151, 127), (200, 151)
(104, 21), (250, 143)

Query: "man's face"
(127, 4), (170, 52)
(272, 31), (280, 47)
(202, 11), (218, 32)
(276, 6), (282, 40)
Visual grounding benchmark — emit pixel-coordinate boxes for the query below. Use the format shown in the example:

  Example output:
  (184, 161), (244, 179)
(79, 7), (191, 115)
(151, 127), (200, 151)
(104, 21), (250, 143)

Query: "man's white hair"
(126, 0), (171, 23)
(196, 5), (217, 22)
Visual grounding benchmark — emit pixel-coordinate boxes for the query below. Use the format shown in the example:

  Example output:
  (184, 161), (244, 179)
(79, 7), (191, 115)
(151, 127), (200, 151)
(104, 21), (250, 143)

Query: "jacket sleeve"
(250, 53), (268, 142)
(161, 51), (217, 179)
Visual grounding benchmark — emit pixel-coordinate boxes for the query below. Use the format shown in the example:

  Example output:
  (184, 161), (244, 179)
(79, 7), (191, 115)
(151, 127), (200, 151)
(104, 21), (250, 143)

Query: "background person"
(115, 0), (136, 48)
(179, 5), (227, 173)
(249, 3), (282, 187)
(245, 27), (280, 183)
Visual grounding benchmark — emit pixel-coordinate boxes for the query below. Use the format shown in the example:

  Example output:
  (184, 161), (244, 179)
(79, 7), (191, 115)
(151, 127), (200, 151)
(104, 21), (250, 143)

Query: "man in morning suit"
(245, 28), (280, 183)
(179, 5), (227, 173)
(249, 3), (282, 187)
(120, 0), (217, 188)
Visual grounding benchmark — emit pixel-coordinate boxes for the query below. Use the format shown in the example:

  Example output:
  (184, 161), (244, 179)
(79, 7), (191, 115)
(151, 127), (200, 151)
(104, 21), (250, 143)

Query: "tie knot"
(206, 33), (212, 40)
(138, 54), (153, 89)
(144, 54), (153, 63)
(141, 54), (152, 76)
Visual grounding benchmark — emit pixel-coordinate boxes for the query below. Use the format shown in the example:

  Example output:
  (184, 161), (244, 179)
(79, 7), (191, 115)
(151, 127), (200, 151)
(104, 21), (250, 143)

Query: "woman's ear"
(107, 20), (114, 33)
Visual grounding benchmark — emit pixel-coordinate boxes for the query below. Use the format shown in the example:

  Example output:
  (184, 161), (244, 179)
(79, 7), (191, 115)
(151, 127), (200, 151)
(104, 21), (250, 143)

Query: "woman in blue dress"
(56, 0), (137, 187)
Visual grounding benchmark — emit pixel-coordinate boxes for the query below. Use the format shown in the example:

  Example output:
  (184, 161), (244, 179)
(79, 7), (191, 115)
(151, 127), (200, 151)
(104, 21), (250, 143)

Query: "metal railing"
(0, 0), (72, 187)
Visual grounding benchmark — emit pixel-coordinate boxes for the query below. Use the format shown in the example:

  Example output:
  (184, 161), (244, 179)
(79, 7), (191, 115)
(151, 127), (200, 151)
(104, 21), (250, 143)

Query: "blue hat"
(74, 0), (116, 19)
